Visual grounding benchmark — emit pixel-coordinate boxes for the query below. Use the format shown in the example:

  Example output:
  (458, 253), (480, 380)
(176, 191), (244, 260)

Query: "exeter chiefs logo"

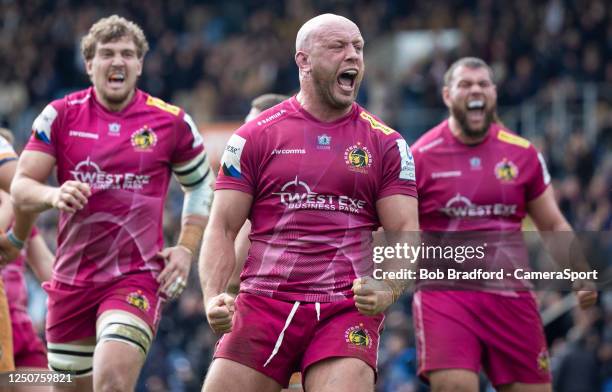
(537, 348), (550, 372)
(494, 158), (518, 182)
(131, 126), (157, 151)
(344, 143), (372, 174)
(126, 290), (150, 312)
(345, 324), (372, 348)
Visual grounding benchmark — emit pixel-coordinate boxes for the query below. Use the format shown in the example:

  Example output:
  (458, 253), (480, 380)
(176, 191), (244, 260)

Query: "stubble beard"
(451, 103), (497, 139)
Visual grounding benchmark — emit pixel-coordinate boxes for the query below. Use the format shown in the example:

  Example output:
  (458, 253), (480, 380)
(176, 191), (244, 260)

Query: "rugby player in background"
(411, 57), (597, 392)
(0, 15), (213, 392)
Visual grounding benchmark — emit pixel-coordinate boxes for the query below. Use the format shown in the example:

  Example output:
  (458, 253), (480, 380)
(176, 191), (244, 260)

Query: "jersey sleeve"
(25, 100), (64, 157)
(378, 135), (418, 200)
(170, 111), (205, 165)
(525, 146), (551, 201)
(0, 135), (17, 166)
(215, 124), (258, 195)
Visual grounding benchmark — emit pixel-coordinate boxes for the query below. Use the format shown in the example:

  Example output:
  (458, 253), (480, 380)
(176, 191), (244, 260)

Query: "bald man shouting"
(199, 14), (419, 392)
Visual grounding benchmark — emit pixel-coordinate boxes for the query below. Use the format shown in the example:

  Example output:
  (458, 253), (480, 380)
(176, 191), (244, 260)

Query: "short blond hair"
(81, 15), (149, 61)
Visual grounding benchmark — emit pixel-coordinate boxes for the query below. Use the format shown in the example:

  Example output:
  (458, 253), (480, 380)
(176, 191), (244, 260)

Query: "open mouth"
(337, 69), (357, 91)
(466, 99), (485, 122)
(108, 72), (125, 87)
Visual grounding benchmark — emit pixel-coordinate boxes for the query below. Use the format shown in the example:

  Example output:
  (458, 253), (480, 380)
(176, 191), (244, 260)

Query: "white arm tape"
(182, 173), (214, 217)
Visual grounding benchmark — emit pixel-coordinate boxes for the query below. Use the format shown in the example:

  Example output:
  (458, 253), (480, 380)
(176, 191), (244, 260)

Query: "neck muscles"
(297, 90), (352, 123)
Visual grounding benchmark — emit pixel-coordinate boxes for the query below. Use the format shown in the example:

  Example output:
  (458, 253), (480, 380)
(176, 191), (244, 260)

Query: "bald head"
(295, 13), (359, 53)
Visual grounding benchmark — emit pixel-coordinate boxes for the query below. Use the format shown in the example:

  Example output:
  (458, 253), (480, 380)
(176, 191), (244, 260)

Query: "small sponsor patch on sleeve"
(221, 134), (247, 178)
(32, 104), (58, 144)
(396, 139), (416, 181)
(497, 130), (530, 149)
(360, 112), (395, 135)
(146, 96), (180, 116)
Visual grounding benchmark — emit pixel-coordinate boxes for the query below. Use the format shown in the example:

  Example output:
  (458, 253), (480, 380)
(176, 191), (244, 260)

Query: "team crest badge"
(317, 134), (331, 149)
(345, 324), (372, 349)
(126, 290), (150, 312)
(131, 126), (157, 151)
(344, 143), (372, 174)
(108, 122), (121, 136)
(494, 158), (518, 182)
(470, 156), (482, 170)
(537, 348), (550, 372)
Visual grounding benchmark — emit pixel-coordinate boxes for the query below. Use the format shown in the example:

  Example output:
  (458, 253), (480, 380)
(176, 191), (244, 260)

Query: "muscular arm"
(199, 189), (252, 305)
(377, 194), (420, 293)
(0, 160), (16, 193)
(10, 151), (58, 240)
(353, 194), (419, 315)
(377, 194), (419, 232)
(227, 220), (251, 295)
(25, 234), (53, 282)
(527, 187), (597, 307)
(527, 187), (571, 232)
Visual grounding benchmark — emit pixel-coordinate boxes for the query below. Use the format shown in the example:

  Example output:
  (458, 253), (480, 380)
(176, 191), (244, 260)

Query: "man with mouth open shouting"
(410, 57), (598, 392)
(200, 13), (418, 392)
(0, 15), (213, 392)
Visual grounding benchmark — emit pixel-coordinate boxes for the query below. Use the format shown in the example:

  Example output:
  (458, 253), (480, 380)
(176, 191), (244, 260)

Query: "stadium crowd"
(0, 0), (610, 391)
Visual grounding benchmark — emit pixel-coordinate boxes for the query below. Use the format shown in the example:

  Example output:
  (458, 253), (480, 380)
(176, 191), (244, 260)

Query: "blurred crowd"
(2, 0), (610, 391)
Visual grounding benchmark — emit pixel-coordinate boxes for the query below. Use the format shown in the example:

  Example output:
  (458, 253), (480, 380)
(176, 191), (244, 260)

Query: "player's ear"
(136, 58), (143, 77)
(85, 59), (94, 78)
(295, 51), (310, 75)
(442, 86), (451, 108)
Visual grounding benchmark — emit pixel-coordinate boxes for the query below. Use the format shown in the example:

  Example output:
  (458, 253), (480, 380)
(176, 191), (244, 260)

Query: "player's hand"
(352, 276), (394, 316)
(205, 293), (235, 334)
(0, 232), (20, 266)
(157, 246), (192, 300)
(51, 181), (91, 213)
(573, 280), (598, 309)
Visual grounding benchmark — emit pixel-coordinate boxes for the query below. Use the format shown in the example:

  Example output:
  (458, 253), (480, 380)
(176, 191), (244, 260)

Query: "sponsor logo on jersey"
(271, 148), (306, 155)
(131, 126), (158, 151)
(126, 290), (150, 312)
(69, 130), (99, 140)
(317, 134), (331, 149)
(70, 157), (150, 190)
(221, 134), (246, 178)
(256, 109), (287, 126)
(497, 130), (530, 149)
(470, 156), (482, 170)
(273, 176), (366, 214)
(32, 104), (58, 144)
(440, 193), (517, 218)
(145, 95), (180, 116)
(344, 143), (372, 174)
(494, 158), (519, 182)
(359, 111), (395, 135)
(432, 170), (462, 179)
(345, 324), (372, 348)
(108, 122), (121, 136)
(396, 139), (416, 181)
